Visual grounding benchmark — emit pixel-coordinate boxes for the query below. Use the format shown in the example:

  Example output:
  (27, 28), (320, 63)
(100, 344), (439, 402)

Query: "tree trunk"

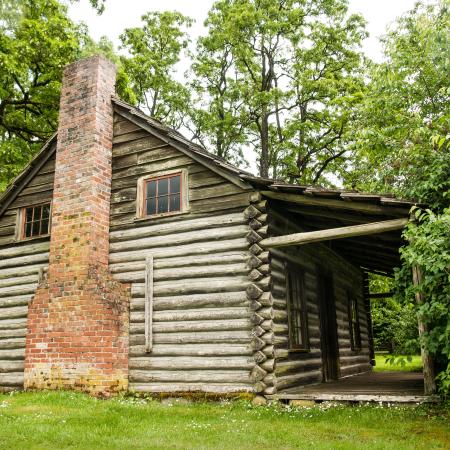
(411, 264), (436, 395)
(259, 112), (269, 177)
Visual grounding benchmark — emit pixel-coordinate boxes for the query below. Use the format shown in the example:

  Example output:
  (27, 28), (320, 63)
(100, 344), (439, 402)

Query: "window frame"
(347, 293), (362, 352)
(136, 169), (189, 220)
(17, 202), (52, 241)
(286, 263), (310, 352)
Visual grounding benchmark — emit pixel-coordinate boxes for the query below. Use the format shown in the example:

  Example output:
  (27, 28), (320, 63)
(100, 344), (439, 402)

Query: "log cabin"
(0, 56), (429, 400)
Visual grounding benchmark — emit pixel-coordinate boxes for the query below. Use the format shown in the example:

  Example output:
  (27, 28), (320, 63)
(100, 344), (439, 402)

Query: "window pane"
(25, 222), (32, 238)
(41, 219), (49, 235)
(170, 175), (181, 194)
(147, 180), (157, 199)
(25, 207), (33, 222)
(147, 198), (156, 216)
(169, 194), (180, 212)
(42, 204), (50, 220)
(158, 178), (169, 196)
(32, 221), (40, 236)
(158, 195), (169, 213)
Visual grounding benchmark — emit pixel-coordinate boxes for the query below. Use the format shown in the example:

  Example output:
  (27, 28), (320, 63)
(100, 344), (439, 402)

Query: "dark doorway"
(317, 269), (340, 381)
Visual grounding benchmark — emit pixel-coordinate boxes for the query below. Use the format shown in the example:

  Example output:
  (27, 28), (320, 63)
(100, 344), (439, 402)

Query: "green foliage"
(374, 354), (423, 373)
(190, 29), (247, 166)
(0, 0), (82, 191)
(119, 11), (193, 129)
(347, 1), (450, 208)
(372, 298), (419, 354)
(345, 0), (449, 393)
(0, 0), (129, 192)
(395, 208), (450, 393)
(196, 0), (367, 179)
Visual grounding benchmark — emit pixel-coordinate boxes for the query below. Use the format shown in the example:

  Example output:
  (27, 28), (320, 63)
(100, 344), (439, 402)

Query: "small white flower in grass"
(0, 401), (9, 408)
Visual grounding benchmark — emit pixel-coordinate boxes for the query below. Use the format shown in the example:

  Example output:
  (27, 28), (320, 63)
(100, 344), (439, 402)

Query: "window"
(137, 170), (188, 219)
(286, 265), (309, 351)
(21, 203), (51, 239)
(348, 295), (361, 351)
(144, 173), (181, 216)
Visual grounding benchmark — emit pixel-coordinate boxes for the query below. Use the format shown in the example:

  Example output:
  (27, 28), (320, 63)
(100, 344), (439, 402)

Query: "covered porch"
(244, 178), (437, 400)
(266, 371), (439, 403)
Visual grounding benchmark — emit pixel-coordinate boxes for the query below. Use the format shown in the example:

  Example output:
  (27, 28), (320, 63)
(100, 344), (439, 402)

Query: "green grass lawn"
(374, 353), (423, 372)
(0, 391), (448, 449)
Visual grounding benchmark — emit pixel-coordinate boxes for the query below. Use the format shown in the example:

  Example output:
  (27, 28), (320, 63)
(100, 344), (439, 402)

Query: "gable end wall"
(109, 113), (258, 394)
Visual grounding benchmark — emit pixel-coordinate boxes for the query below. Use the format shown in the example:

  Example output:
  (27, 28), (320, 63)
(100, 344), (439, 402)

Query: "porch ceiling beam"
(261, 190), (412, 216)
(259, 218), (409, 249)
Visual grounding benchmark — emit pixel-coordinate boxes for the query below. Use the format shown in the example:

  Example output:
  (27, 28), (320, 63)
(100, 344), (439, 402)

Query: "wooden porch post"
(411, 264), (436, 395)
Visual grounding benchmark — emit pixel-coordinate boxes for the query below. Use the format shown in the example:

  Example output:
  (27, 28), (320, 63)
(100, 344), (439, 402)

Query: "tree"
(190, 34), (247, 166)
(347, 0), (449, 393)
(0, 0), (131, 191)
(347, 1), (449, 209)
(0, 0), (83, 190)
(198, 0), (366, 179)
(119, 11), (193, 129)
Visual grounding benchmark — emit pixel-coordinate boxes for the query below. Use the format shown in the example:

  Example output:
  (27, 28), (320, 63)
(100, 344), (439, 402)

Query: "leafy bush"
(395, 208), (450, 395)
(372, 298), (419, 354)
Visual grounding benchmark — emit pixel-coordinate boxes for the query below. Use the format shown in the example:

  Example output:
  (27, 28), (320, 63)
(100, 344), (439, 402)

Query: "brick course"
(24, 56), (130, 396)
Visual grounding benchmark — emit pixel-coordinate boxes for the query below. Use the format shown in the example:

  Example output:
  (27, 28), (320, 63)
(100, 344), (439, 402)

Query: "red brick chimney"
(24, 56), (130, 395)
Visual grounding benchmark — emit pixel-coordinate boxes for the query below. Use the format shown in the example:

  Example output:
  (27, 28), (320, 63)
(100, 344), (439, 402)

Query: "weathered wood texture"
(267, 205), (371, 392)
(111, 114), (254, 394)
(0, 154), (54, 390)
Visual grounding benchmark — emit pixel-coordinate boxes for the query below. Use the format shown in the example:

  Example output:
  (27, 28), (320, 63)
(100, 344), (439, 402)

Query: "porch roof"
(245, 180), (420, 276)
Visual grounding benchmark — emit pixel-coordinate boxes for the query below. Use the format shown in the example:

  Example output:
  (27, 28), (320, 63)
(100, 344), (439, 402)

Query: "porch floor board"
(268, 371), (439, 403)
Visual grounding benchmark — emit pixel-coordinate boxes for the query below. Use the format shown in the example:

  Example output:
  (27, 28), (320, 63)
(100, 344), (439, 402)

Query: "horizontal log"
(129, 343), (252, 357)
(110, 212), (246, 242)
(260, 218), (408, 248)
(0, 274), (38, 289)
(111, 252), (246, 274)
(110, 225), (248, 253)
(0, 338), (25, 350)
(0, 242), (49, 260)
(129, 370), (252, 383)
(130, 330), (251, 345)
(0, 328), (26, 339)
(131, 307), (248, 323)
(275, 370), (323, 391)
(0, 372), (23, 387)
(130, 319), (250, 334)
(0, 360), (24, 373)
(0, 318), (28, 331)
(0, 264), (45, 281)
(131, 291), (248, 312)
(275, 358), (323, 375)
(115, 263), (247, 283)
(109, 238), (247, 264)
(131, 276), (249, 297)
(0, 284), (37, 298)
(0, 306), (28, 319)
(129, 356), (254, 371)
(0, 252), (49, 270)
(0, 295), (31, 308)
(129, 382), (253, 394)
(0, 348), (24, 360)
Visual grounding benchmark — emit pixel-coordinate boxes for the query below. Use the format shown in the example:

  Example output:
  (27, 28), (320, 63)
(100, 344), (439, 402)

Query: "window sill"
(15, 234), (50, 243)
(134, 209), (190, 223)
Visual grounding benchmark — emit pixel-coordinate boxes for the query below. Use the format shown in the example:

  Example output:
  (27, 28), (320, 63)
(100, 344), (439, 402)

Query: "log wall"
(268, 205), (371, 392)
(110, 114), (256, 394)
(0, 154), (55, 391)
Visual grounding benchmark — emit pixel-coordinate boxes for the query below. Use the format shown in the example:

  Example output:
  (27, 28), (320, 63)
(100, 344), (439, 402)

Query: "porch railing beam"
(259, 218), (409, 249)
